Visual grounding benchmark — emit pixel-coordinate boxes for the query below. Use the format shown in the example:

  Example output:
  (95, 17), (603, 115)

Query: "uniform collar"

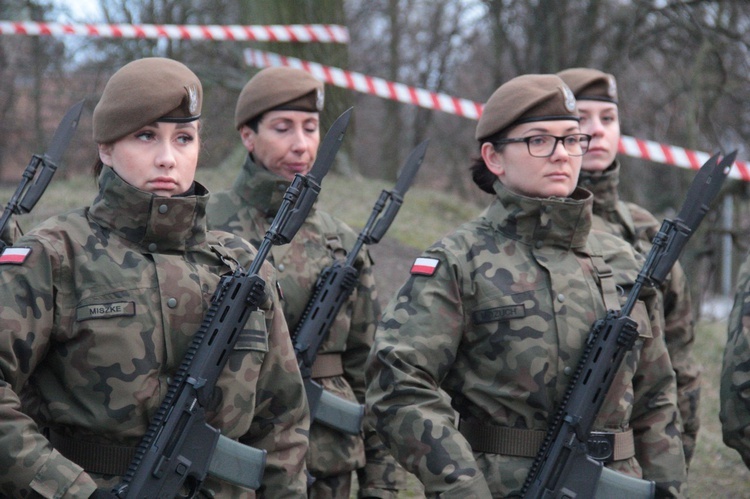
(230, 155), (300, 217)
(89, 166), (208, 252)
(487, 179), (593, 251)
(576, 160), (620, 214)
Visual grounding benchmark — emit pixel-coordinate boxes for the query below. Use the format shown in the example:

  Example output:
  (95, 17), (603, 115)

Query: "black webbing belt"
(48, 428), (135, 476)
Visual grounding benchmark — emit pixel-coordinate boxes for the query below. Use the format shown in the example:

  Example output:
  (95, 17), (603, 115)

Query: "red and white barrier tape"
(0, 21), (349, 43)
(244, 48), (749, 181)
(244, 48), (483, 120)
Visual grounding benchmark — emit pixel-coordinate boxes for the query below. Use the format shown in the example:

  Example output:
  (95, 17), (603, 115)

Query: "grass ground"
(2, 163), (749, 497)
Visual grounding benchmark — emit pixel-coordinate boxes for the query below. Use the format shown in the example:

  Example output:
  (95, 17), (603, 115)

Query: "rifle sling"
(590, 254), (621, 312)
(312, 353), (344, 378)
(458, 419), (634, 463)
(47, 428), (135, 476)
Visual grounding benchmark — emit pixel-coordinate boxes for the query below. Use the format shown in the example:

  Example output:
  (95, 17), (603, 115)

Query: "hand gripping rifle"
(520, 151), (736, 499)
(0, 100), (84, 249)
(293, 139), (429, 435)
(111, 108), (352, 499)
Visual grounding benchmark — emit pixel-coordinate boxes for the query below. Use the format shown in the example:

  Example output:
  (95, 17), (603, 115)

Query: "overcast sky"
(53, 0), (102, 22)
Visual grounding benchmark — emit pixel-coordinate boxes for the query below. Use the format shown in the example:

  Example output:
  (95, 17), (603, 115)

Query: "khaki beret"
(234, 66), (324, 129)
(93, 57), (202, 143)
(475, 74), (579, 141)
(557, 68), (618, 104)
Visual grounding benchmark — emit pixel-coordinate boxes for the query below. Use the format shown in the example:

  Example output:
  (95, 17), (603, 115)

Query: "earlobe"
(98, 143), (113, 165)
(481, 142), (504, 177)
(239, 126), (256, 152)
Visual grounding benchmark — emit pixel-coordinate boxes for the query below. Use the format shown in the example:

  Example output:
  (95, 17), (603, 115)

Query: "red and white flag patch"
(0, 247), (31, 265)
(410, 257), (440, 276)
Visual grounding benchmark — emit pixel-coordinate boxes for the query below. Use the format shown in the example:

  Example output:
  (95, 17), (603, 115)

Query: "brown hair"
(470, 129), (508, 194)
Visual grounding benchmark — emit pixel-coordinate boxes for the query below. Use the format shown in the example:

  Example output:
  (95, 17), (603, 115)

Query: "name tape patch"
(411, 257), (440, 276)
(472, 304), (526, 324)
(0, 247), (31, 265)
(77, 301), (136, 321)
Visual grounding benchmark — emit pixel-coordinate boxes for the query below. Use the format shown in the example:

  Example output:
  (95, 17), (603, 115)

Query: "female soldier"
(207, 67), (402, 499)
(0, 57), (308, 498)
(365, 74), (686, 497)
(721, 253), (750, 470)
(557, 67), (700, 467)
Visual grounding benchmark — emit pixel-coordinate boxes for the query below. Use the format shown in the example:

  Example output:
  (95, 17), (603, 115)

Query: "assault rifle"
(0, 100), (84, 249)
(520, 151), (735, 499)
(293, 139), (429, 435)
(111, 108), (352, 498)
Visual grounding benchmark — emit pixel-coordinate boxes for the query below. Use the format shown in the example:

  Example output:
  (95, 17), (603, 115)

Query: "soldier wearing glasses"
(365, 74), (686, 497)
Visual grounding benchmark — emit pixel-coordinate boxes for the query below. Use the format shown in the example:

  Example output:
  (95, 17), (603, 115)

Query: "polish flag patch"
(410, 257), (440, 276)
(0, 247), (31, 265)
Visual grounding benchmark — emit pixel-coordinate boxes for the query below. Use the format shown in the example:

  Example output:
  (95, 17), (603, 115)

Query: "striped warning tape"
(244, 48), (748, 181)
(0, 20), (349, 43)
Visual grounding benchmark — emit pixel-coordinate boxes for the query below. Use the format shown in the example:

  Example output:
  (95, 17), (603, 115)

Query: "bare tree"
(0, 0), (70, 180)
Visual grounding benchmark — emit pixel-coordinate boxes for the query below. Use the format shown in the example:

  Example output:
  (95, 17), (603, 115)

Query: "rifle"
(293, 139), (429, 435)
(520, 150), (736, 499)
(111, 108), (352, 498)
(0, 100), (84, 249)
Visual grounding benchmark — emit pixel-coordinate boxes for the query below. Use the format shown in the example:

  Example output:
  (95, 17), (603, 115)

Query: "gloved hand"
(89, 488), (117, 499)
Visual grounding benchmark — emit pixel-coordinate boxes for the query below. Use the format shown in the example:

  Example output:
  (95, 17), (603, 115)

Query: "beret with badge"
(93, 57), (202, 144)
(475, 73), (579, 141)
(556, 67), (618, 104)
(234, 66), (325, 129)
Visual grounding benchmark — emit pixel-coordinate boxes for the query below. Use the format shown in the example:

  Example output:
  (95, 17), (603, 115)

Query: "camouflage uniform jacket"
(366, 180), (686, 498)
(578, 162), (700, 465)
(721, 254), (750, 468)
(0, 167), (309, 498)
(207, 157), (400, 494)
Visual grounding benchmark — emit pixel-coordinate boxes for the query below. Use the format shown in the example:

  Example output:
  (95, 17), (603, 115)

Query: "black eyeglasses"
(493, 133), (592, 158)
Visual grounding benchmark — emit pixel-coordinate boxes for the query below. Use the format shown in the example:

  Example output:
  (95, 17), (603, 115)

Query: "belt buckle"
(587, 431), (615, 463)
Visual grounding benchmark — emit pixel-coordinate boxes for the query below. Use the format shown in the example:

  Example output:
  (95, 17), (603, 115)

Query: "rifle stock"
(293, 140), (429, 435)
(111, 108), (351, 498)
(520, 151), (734, 498)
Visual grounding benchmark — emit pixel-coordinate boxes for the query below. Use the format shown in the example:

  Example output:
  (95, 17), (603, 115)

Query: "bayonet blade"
(306, 107), (352, 184)
(367, 139), (429, 243)
(18, 99), (85, 214)
(676, 151), (734, 230)
(392, 139), (429, 198)
(43, 100), (85, 166)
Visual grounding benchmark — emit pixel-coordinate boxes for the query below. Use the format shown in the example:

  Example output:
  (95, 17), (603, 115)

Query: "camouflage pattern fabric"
(365, 180), (686, 498)
(721, 254), (750, 469)
(579, 162), (700, 465)
(0, 166), (309, 498)
(207, 157), (405, 498)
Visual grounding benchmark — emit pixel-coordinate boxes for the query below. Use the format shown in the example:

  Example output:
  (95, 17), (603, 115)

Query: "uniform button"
(542, 205), (551, 213)
(277, 263), (285, 272)
(277, 184), (287, 191)
(167, 298), (178, 308)
(535, 240), (543, 249)
(557, 293), (565, 303)
(158, 204), (168, 214)
(564, 366), (573, 376)
(266, 216), (274, 224)
(148, 243), (158, 252)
